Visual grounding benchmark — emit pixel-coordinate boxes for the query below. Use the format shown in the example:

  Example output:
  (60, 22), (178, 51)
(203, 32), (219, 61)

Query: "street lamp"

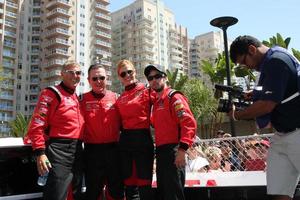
(210, 16), (238, 136)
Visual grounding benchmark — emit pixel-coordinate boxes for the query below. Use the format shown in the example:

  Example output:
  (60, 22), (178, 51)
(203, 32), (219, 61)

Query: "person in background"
(115, 60), (154, 200)
(229, 35), (300, 200)
(144, 64), (197, 200)
(81, 64), (124, 200)
(26, 62), (84, 200)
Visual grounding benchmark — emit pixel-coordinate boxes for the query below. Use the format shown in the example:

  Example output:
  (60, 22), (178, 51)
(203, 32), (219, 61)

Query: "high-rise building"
(189, 31), (224, 88)
(111, 0), (188, 91)
(0, 0), (20, 135)
(0, 0), (112, 136)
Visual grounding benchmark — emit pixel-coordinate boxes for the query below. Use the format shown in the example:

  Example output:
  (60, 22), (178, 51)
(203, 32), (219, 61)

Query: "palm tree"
(262, 33), (291, 49)
(166, 68), (188, 91)
(9, 112), (30, 137)
(183, 79), (217, 138)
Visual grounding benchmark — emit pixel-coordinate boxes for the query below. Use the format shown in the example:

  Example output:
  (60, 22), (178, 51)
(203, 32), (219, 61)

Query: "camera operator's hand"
(243, 90), (253, 101)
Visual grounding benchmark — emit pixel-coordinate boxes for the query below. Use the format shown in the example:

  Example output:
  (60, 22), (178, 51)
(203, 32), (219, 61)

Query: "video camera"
(215, 84), (252, 113)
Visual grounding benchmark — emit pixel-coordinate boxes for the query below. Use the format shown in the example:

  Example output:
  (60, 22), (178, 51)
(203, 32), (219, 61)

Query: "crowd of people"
(185, 132), (270, 173)
(24, 34), (300, 200)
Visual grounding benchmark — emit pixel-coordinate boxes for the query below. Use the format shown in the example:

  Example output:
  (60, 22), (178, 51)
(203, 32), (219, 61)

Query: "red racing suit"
(151, 87), (196, 150)
(115, 82), (154, 188)
(80, 90), (124, 200)
(81, 90), (121, 143)
(116, 82), (152, 129)
(27, 82), (84, 154)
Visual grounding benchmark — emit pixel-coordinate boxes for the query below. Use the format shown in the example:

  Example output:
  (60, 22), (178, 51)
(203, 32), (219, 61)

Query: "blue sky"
(109, 0), (300, 50)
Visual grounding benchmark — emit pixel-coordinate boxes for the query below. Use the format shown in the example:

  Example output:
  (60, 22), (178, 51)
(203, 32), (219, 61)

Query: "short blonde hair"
(116, 59), (135, 75)
(62, 61), (80, 71)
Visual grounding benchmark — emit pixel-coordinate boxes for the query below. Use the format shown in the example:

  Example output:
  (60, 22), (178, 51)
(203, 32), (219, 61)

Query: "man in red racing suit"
(26, 62), (84, 200)
(81, 64), (124, 200)
(144, 64), (197, 200)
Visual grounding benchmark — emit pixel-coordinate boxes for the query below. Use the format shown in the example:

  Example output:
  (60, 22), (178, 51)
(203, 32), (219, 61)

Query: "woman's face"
(118, 65), (136, 86)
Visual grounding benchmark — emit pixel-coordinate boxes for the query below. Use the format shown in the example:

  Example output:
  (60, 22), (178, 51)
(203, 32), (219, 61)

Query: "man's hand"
(36, 154), (52, 176)
(174, 149), (186, 168)
(243, 90), (253, 101)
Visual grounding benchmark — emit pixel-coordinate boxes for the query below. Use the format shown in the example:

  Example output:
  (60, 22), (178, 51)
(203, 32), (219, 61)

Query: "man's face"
(61, 64), (81, 90)
(235, 45), (258, 70)
(147, 70), (166, 92)
(88, 68), (107, 93)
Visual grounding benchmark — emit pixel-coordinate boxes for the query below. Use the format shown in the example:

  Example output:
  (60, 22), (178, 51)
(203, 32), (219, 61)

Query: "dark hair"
(88, 64), (105, 76)
(229, 35), (262, 63)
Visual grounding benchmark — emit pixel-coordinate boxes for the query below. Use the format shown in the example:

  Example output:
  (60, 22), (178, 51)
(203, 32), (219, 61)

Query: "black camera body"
(215, 84), (252, 113)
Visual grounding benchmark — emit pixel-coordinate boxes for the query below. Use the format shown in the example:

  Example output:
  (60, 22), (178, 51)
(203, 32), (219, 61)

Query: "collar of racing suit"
(125, 82), (138, 91)
(91, 90), (106, 99)
(60, 82), (75, 94)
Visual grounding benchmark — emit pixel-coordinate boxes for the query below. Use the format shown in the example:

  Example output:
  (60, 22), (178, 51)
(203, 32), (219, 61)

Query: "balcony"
(3, 41), (16, 48)
(46, 18), (70, 29)
(101, 60), (112, 67)
(45, 48), (69, 58)
(33, 2), (41, 8)
(95, 12), (111, 21)
(95, 39), (111, 48)
(31, 49), (40, 55)
(95, 49), (111, 58)
(45, 28), (70, 38)
(4, 30), (16, 38)
(0, 105), (14, 111)
(3, 62), (14, 69)
(42, 69), (61, 79)
(95, 30), (111, 39)
(0, 94), (14, 100)
(46, 0), (71, 10)
(0, 83), (14, 90)
(46, 8), (70, 19)
(5, 21), (16, 28)
(6, 11), (17, 19)
(47, 38), (70, 48)
(0, 116), (13, 122)
(3, 51), (16, 58)
(47, 59), (66, 68)
(6, 1), (18, 9)
(95, 21), (111, 30)
(95, 3), (109, 13)
(95, 0), (109, 5)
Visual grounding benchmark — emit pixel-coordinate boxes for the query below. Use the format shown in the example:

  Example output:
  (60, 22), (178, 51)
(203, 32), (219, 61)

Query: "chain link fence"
(186, 134), (273, 172)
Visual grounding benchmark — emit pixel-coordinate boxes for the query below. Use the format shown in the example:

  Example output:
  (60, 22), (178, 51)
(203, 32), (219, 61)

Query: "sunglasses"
(147, 73), (164, 81)
(119, 70), (133, 78)
(92, 76), (106, 81)
(64, 70), (82, 76)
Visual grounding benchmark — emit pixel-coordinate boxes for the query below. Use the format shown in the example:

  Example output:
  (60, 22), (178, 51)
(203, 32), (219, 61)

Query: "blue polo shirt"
(256, 47), (300, 133)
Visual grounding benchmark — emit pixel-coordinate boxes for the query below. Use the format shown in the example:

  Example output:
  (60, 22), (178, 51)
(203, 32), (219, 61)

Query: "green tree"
(262, 33), (291, 49)
(183, 78), (218, 138)
(9, 112), (30, 137)
(166, 68), (188, 91)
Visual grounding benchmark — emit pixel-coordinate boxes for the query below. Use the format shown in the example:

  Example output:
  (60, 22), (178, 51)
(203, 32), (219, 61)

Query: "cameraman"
(229, 35), (300, 200)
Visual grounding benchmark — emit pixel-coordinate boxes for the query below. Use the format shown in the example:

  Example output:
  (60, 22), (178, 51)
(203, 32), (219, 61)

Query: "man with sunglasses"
(144, 64), (197, 200)
(80, 64), (124, 200)
(229, 35), (300, 200)
(26, 62), (85, 200)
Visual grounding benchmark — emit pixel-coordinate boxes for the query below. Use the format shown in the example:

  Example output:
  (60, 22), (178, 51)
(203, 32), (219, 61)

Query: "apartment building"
(189, 31), (224, 88)
(111, 0), (188, 91)
(0, 0), (112, 136)
(0, 0), (20, 135)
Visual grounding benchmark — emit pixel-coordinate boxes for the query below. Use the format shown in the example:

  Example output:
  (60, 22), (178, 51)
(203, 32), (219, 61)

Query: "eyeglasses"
(92, 76), (106, 81)
(147, 73), (164, 81)
(64, 70), (82, 76)
(119, 70), (133, 78)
